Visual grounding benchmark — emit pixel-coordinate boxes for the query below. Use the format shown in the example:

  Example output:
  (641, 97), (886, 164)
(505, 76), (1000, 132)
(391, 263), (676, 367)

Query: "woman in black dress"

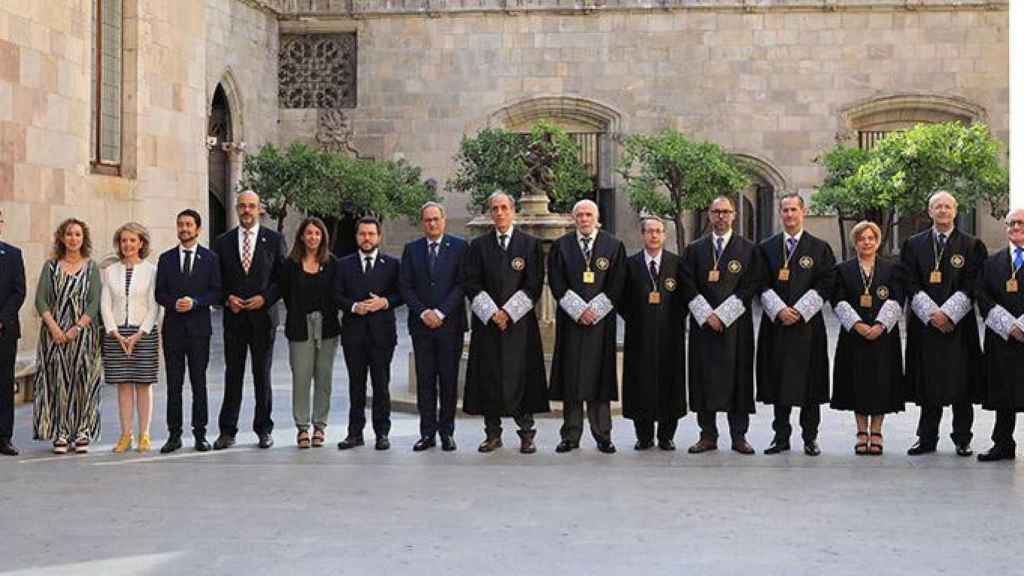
(830, 221), (905, 455)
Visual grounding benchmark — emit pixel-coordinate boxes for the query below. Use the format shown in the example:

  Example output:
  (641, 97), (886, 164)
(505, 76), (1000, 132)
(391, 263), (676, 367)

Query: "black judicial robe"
(548, 230), (626, 403)
(462, 229), (549, 417)
(976, 247), (1024, 412)
(829, 257), (905, 415)
(619, 250), (687, 422)
(682, 234), (760, 414)
(756, 231), (836, 406)
(900, 229), (986, 406)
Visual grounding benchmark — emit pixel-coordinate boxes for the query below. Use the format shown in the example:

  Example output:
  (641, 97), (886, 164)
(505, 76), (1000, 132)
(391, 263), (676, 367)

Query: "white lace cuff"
(940, 291), (972, 325)
(588, 293), (614, 323)
(559, 290), (588, 322)
(793, 289), (824, 321)
(714, 295), (746, 328)
(1017, 314), (1024, 334)
(834, 301), (862, 332)
(985, 305), (1017, 341)
(503, 290), (534, 324)
(760, 289), (787, 321)
(688, 295), (713, 327)
(471, 292), (499, 323)
(911, 292), (940, 324)
(877, 300), (902, 332)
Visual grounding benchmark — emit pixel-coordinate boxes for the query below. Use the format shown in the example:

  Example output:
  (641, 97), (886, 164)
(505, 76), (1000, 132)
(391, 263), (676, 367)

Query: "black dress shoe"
(977, 445), (1016, 462)
(194, 435), (211, 452)
(803, 440), (821, 456)
(658, 439), (676, 451)
(597, 441), (617, 454)
(0, 440), (19, 456)
(258, 434), (274, 449)
(907, 440), (937, 456)
(555, 440), (578, 453)
(634, 439), (655, 451)
(375, 436), (390, 451)
(213, 434), (235, 450)
(440, 435), (456, 452)
(337, 436), (365, 450)
(764, 440), (791, 455)
(955, 442), (973, 457)
(413, 437), (436, 452)
(160, 436), (182, 454)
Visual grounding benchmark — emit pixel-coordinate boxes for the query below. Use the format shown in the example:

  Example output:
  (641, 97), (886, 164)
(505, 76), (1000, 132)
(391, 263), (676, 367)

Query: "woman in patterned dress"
(100, 223), (160, 453)
(32, 218), (103, 454)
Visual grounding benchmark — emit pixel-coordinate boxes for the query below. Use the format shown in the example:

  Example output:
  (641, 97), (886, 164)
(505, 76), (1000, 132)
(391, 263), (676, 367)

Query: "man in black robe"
(620, 216), (687, 451)
(462, 192), (549, 454)
(902, 191), (987, 457)
(683, 196), (760, 455)
(757, 193), (835, 456)
(976, 208), (1024, 462)
(548, 199), (626, 454)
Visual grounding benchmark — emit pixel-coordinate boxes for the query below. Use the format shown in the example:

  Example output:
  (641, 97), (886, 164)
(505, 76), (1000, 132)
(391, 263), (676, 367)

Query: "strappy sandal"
(53, 437), (69, 454)
(74, 435), (90, 454)
(311, 428), (325, 448)
(854, 432), (869, 455)
(868, 432), (883, 455)
(297, 430), (311, 449)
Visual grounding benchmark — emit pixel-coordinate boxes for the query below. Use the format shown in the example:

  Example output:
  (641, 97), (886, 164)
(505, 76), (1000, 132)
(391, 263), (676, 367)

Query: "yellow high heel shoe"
(113, 433), (134, 453)
(137, 433), (152, 453)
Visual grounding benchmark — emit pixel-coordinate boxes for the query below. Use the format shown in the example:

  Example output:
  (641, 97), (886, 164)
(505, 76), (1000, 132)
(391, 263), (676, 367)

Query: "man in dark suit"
(399, 202), (467, 452)
(156, 209), (222, 453)
(0, 208), (26, 456)
(213, 190), (286, 450)
(335, 216), (404, 451)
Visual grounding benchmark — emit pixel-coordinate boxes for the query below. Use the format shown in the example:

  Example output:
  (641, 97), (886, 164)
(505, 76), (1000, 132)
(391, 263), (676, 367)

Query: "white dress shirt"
(237, 223), (260, 263)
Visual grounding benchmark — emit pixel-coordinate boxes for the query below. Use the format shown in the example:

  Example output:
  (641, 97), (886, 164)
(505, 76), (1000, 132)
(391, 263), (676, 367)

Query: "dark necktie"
(649, 259), (658, 285)
(582, 235), (592, 262)
(1015, 247), (1023, 271)
(428, 242), (438, 272)
(364, 255), (374, 275)
(786, 237), (797, 258)
(183, 250), (193, 276)
(498, 234), (508, 251)
(715, 237), (724, 260)
(938, 233), (947, 249)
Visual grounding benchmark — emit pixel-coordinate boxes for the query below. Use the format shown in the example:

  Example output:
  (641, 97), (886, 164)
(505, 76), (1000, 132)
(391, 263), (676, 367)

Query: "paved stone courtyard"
(2, 313), (1023, 575)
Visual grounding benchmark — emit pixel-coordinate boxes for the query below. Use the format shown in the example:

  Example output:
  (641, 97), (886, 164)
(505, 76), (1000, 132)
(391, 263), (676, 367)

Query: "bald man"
(212, 190), (287, 450)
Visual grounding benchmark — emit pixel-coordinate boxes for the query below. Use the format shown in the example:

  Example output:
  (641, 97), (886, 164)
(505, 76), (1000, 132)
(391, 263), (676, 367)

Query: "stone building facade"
(0, 0), (1010, 360)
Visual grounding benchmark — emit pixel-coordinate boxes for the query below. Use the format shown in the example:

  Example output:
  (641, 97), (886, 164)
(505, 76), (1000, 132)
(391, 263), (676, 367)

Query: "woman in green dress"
(32, 218), (103, 454)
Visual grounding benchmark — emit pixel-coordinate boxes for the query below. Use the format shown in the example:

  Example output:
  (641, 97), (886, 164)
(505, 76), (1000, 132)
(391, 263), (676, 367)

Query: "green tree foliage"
(618, 129), (750, 252)
(447, 121), (593, 214)
(239, 143), (325, 233)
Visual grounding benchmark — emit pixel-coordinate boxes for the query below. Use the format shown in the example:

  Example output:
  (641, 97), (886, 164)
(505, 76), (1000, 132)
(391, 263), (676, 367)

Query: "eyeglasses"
(709, 209), (734, 216)
(1008, 220), (1024, 228)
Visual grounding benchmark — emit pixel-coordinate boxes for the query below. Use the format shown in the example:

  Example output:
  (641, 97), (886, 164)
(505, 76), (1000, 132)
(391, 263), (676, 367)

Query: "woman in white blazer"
(101, 222), (160, 453)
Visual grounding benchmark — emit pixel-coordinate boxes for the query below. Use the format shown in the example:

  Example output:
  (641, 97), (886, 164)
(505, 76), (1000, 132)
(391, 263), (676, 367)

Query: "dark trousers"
(219, 327), (275, 437)
(412, 332), (461, 439)
(0, 335), (15, 441)
(484, 412), (535, 436)
(916, 402), (974, 445)
(342, 339), (394, 438)
(991, 410), (1018, 448)
(164, 333), (210, 437)
(561, 400), (612, 444)
(697, 411), (750, 442)
(634, 417), (679, 444)
(772, 404), (820, 443)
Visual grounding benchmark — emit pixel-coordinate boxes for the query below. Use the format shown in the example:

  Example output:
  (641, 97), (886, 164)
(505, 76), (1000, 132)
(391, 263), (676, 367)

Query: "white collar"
(495, 225), (514, 241)
(576, 229), (597, 244)
(712, 229), (733, 247)
(426, 235), (444, 246)
(932, 226), (955, 240)
(644, 249), (662, 266)
(359, 248), (379, 261)
(179, 243), (199, 254)
(784, 229), (803, 244)
(240, 223), (260, 237)
(1010, 243), (1024, 254)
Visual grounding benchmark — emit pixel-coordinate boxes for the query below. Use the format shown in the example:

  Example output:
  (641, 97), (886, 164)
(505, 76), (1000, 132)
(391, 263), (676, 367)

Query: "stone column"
(226, 146), (245, 228)
(1012, 1), (1023, 208)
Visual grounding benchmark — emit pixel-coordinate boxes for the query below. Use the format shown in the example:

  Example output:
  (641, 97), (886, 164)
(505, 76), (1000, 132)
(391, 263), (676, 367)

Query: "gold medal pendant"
(583, 271), (595, 284)
(1007, 279), (1019, 293)
(860, 294), (873, 308)
(778, 268), (790, 282)
(648, 291), (661, 305)
(929, 270), (942, 284)
(707, 270), (720, 283)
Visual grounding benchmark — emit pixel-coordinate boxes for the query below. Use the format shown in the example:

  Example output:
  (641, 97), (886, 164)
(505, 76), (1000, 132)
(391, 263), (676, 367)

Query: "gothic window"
(279, 33), (357, 109)
(91, 0), (123, 173)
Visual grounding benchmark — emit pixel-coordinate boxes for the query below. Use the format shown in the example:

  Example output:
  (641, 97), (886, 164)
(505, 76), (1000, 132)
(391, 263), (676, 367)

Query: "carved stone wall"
(279, 33), (357, 108)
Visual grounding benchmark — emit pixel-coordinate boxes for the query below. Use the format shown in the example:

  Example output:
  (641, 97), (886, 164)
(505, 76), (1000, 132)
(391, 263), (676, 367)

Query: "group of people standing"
(0, 189), (1021, 462)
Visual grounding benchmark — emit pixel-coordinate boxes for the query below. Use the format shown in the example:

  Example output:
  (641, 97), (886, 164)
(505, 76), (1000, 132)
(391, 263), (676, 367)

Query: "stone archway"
(207, 71), (246, 238)
(691, 153), (788, 243)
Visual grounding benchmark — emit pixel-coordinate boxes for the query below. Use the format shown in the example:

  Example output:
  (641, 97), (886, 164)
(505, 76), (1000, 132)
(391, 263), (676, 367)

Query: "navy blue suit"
(399, 234), (467, 439)
(0, 241), (26, 442)
(334, 251), (403, 438)
(214, 226), (286, 437)
(156, 245), (222, 437)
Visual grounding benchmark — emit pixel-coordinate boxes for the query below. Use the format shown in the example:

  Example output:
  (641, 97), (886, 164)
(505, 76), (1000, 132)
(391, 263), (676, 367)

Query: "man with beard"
(335, 217), (403, 451)
(462, 192), (549, 454)
(213, 190), (286, 450)
(548, 199), (626, 454)
(156, 209), (222, 453)
(619, 216), (687, 451)
(757, 193), (836, 456)
(683, 197), (760, 455)
(976, 208), (1024, 461)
